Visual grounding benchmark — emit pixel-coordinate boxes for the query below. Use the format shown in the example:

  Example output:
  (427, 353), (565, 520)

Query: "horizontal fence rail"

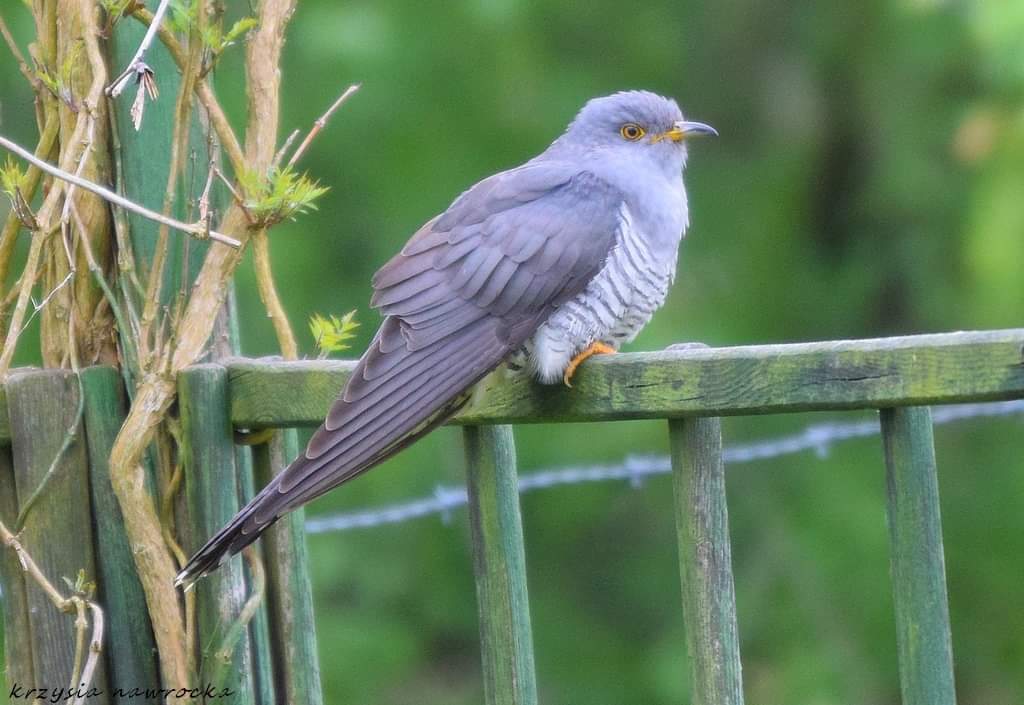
(221, 329), (1024, 429)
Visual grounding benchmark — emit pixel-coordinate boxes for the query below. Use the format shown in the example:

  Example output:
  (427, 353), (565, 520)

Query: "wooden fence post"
(6, 370), (110, 702)
(669, 417), (744, 705)
(178, 364), (257, 703)
(463, 424), (538, 705)
(80, 366), (161, 695)
(880, 406), (956, 705)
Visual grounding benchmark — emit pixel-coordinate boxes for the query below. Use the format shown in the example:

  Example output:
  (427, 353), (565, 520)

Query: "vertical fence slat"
(179, 365), (255, 704)
(880, 406), (956, 705)
(251, 428), (324, 705)
(0, 444), (35, 690)
(463, 424), (538, 705)
(7, 370), (109, 702)
(669, 417), (744, 705)
(80, 366), (161, 694)
(236, 442), (277, 705)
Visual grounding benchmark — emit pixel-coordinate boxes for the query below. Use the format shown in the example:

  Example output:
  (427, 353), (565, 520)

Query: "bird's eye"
(620, 123), (645, 141)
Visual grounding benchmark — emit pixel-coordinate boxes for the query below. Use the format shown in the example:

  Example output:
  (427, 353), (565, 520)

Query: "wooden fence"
(2, 328), (1023, 704)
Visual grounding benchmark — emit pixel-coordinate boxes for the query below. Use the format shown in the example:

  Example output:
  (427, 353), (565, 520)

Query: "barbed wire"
(304, 400), (1024, 535)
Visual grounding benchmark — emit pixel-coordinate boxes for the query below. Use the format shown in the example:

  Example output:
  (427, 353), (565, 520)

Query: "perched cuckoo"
(177, 90), (715, 586)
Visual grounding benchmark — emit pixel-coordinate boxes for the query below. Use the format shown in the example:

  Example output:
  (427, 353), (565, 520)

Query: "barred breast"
(520, 203), (680, 383)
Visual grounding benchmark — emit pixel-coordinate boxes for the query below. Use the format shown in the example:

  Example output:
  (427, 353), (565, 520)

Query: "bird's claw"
(563, 342), (617, 386)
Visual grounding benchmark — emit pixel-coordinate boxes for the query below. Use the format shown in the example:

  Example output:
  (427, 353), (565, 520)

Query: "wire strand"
(304, 400), (1024, 535)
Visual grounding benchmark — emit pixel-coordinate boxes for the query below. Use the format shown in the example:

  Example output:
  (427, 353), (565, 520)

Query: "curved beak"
(654, 120), (719, 143)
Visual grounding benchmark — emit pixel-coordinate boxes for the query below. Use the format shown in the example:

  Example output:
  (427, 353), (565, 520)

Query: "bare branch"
(287, 82), (361, 167)
(129, 7), (247, 176)
(107, 0), (172, 98)
(0, 14), (37, 88)
(0, 134), (242, 248)
(0, 109), (60, 287)
(71, 601), (105, 705)
(0, 519), (71, 609)
(252, 228), (297, 359)
(272, 128), (300, 169)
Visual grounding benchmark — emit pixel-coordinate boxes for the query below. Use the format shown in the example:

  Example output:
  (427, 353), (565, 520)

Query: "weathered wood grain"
(463, 425), (538, 705)
(223, 330), (1024, 429)
(669, 417), (744, 705)
(251, 430), (324, 705)
(0, 445), (35, 690)
(880, 407), (956, 705)
(178, 365), (255, 704)
(6, 370), (109, 702)
(79, 367), (160, 699)
(0, 386), (9, 446)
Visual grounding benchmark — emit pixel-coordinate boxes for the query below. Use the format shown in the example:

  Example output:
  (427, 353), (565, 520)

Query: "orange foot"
(563, 342), (616, 387)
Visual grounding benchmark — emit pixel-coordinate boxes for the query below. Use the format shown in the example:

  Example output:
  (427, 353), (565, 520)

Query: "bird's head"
(553, 90), (716, 173)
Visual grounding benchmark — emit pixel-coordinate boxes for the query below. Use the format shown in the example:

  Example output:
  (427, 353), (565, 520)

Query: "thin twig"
(0, 14), (37, 88)
(23, 269), (75, 332)
(72, 201), (141, 381)
(271, 128), (300, 169)
(251, 228), (297, 359)
(0, 520), (70, 608)
(140, 20), (203, 353)
(107, 0), (172, 97)
(0, 109), (60, 289)
(71, 601), (105, 705)
(286, 83), (361, 168)
(69, 581), (88, 691)
(128, 7), (246, 175)
(212, 166), (254, 225)
(0, 134), (242, 248)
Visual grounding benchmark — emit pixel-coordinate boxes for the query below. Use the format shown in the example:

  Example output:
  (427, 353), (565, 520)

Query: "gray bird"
(176, 90), (715, 586)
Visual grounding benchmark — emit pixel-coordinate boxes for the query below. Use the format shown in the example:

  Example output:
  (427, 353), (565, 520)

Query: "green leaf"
(240, 166), (330, 227)
(0, 157), (26, 202)
(309, 311), (360, 358)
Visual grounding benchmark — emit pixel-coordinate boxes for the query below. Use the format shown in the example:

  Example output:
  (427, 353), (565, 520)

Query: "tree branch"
(286, 83), (361, 167)
(106, 0), (173, 97)
(251, 228), (297, 359)
(0, 134), (242, 248)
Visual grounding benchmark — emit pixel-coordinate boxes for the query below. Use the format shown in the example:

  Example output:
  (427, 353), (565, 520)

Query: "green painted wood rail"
(1, 327), (1022, 704)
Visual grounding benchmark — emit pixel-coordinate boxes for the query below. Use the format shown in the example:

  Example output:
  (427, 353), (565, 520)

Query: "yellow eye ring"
(620, 123), (645, 141)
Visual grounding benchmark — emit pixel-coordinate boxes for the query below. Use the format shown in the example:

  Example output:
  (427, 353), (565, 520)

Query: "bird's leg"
(563, 341), (616, 387)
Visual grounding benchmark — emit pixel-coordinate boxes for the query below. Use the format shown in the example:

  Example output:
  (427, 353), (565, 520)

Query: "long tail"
(175, 285), (521, 588)
(174, 395), (469, 588)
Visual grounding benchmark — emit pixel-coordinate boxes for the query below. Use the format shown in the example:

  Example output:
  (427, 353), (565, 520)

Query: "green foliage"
(167, 0), (198, 35)
(308, 311), (359, 358)
(238, 166), (330, 228)
(0, 157), (25, 204)
(168, 1), (255, 58)
(97, 0), (139, 22)
(201, 17), (257, 57)
(33, 42), (80, 107)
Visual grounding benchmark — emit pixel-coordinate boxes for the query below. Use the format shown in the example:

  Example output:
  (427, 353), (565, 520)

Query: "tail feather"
(175, 309), (527, 590)
(173, 391), (472, 590)
(174, 485), (280, 588)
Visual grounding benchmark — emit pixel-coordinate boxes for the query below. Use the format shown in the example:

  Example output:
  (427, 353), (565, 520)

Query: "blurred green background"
(2, 1), (1023, 703)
